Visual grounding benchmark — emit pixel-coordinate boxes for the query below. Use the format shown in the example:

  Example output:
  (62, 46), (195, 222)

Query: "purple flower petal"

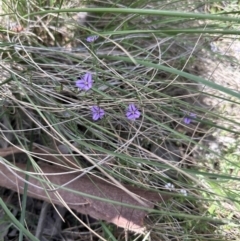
(128, 115), (136, 120)
(126, 112), (135, 119)
(183, 112), (196, 124)
(75, 80), (85, 89)
(126, 103), (141, 120)
(128, 103), (136, 109)
(91, 106), (98, 112)
(76, 73), (93, 91)
(93, 113), (99, 121)
(183, 117), (191, 124)
(86, 35), (99, 43)
(134, 110), (141, 118)
(126, 112), (133, 118)
(91, 105), (105, 121)
(99, 109), (104, 117)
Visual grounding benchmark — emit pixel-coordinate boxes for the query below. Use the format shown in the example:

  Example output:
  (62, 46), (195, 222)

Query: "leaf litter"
(0, 145), (171, 234)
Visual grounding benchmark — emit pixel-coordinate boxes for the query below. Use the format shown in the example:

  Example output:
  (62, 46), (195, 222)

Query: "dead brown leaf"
(0, 147), (171, 233)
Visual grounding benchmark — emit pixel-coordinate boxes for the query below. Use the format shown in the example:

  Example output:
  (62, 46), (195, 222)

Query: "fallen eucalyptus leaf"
(0, 147), (171, 233)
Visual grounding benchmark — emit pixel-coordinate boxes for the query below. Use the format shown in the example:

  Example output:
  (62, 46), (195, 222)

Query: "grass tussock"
(0, 0), (240, 240)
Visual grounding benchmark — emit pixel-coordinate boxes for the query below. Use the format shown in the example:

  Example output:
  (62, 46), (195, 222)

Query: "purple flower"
(91, 106), (105, 121)
(183, 113), (196, 124)
(86, 35), (98, 43)
(126, 104), (141, 120)
(76, 73), (93, 91)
